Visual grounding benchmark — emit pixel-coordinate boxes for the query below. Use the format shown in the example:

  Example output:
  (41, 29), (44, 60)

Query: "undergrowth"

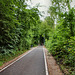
(0, 49), (28, 66)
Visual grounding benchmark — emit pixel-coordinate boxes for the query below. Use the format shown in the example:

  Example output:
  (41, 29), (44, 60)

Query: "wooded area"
(45, 0), (75, 74)
(0, 0), (41, 66)
(0, 0), (75, 75)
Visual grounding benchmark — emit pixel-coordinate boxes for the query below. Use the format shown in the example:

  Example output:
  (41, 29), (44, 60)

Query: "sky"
(71, 0), (75, 7)
(27, 0), (75, 20)
(27, 0), (51, 20)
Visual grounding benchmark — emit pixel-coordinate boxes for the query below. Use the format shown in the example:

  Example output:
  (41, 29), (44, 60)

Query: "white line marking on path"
(43, 47), (49, 75)
(0, 47), (37, 72)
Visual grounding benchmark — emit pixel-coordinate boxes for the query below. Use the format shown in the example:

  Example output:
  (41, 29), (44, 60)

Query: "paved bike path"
(0, 46), (46, 75)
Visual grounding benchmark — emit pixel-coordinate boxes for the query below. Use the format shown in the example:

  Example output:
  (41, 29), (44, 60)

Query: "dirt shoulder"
(45, 47), (64, 75)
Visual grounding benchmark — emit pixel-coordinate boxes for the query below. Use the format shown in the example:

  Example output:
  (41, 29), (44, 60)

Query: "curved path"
(0, 46), (46, 75)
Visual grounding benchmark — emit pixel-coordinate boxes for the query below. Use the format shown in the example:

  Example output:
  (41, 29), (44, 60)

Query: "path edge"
(0, 47), (37, 72)
(43, 46), (49, 75)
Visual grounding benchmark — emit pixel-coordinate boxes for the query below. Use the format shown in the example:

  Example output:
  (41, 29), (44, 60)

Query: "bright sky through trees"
(71, 0), (75, 7)
(27, 0), (51, 20)
(27, 0), (75, 20)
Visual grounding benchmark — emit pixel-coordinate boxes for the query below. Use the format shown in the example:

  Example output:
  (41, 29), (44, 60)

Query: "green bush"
(45, 20), (75, 75)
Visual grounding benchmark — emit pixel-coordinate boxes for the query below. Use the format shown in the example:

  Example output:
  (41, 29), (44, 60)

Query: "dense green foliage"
(45, 0), (75, 75)
(0, 0), (41, 65)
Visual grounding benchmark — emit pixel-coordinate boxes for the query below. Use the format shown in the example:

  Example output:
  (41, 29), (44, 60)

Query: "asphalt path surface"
(0, 46), (46, 75)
